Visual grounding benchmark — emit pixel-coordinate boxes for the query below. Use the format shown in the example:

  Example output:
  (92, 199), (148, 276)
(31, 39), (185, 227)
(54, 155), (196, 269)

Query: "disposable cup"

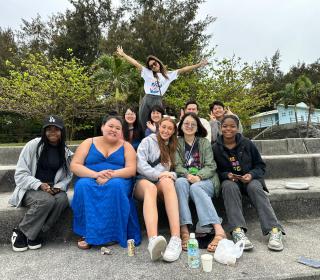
(201, 254), (213, 272)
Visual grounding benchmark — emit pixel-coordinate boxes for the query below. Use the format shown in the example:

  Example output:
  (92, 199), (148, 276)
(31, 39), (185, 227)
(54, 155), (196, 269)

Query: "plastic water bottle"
(187, 233), (200, 268)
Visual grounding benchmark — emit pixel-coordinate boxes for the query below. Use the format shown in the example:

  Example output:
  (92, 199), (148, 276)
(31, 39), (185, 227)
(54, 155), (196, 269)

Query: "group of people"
(9, 48), (285, 263)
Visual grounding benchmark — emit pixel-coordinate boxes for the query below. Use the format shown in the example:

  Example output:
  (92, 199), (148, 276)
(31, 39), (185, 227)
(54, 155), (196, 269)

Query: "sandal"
(207, 233), (226, 253)
(77, 237), (91, 250)
(181, 231), (189, 251)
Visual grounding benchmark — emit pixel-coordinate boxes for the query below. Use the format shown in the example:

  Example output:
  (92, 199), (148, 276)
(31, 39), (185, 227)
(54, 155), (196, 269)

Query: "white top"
(141, 67), (178, 96)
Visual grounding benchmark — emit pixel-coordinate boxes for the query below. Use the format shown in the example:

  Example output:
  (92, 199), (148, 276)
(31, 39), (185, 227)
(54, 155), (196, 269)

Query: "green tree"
(0, 52), (100, 140)
(0, 28), (18, 77)
(91, 54), (141, 113)
(103, 0), (215, 68)
(278, 79), (304, 137)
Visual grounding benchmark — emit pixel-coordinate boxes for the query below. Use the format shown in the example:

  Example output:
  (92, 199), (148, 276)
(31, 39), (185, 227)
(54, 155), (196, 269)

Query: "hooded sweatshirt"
(212, 133), (268, 192)
(137, 133), (176, 182)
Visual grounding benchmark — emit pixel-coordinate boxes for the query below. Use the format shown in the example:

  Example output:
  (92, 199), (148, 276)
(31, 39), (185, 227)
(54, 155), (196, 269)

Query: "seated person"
(71, 115), (141, 249)
(175, 112), (226, 252)
(212, 115), (285, 251)
(144, 105), (164, 137)
(9, 115), (73, 252)
(180, 100), (211, 142)
(135, 117), (182, 262)
(209, 100), (243, 143)
(123, 106), (143, 150)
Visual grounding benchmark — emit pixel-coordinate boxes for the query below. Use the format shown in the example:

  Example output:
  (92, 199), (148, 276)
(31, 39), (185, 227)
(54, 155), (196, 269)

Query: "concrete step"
(263, 154), (320, 178)
(1, 139), (319, 165)
(1, 177), (320, 244)
(1, 218), (320, 280)
(1, 153), (320, 191)
(253, 138), (320, 155)
(0, 145), (78, 166)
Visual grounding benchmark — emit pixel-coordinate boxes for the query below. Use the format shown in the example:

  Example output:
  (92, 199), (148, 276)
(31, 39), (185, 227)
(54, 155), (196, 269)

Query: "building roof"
(250, 110), (278, 119)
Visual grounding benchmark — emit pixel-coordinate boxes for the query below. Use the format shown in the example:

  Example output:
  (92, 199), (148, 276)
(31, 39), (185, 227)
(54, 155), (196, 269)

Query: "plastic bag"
(214, 239), (244, 266)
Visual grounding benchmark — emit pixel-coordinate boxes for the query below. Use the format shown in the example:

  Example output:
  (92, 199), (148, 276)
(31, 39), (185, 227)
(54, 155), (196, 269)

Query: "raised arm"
(116, 46), (143, 71)
(177, 59), (208, 75)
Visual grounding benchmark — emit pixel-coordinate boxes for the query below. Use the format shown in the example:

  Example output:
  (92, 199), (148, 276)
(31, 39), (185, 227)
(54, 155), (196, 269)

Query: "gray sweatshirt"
(9, 138), (73, 207)
(137, 134), (176, 182)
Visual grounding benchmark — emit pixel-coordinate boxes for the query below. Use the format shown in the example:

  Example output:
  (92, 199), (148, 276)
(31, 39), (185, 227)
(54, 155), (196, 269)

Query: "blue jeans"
(175, 177), (221, 227)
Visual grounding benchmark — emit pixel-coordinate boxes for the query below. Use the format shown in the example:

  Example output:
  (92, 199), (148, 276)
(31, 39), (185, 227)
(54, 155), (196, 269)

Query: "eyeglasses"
(148, 61), (158, 69)
(183, 122), (197, 128)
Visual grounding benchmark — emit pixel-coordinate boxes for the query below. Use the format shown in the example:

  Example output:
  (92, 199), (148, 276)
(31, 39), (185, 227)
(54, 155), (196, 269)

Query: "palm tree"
(295, 75), (319, 137)
(92, 54), (137, 113)
(280, 82), (304, 137)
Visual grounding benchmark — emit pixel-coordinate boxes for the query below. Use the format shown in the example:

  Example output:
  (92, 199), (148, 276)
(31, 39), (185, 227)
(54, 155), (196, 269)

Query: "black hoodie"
(212, 133), (268, 192)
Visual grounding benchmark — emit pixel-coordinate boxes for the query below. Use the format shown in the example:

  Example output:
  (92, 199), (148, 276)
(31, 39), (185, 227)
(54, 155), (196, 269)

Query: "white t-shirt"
(141, 67), (178, 96)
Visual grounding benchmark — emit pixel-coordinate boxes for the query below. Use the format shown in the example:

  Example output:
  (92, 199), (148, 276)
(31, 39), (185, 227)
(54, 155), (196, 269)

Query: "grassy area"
(0, 140), (83, 147)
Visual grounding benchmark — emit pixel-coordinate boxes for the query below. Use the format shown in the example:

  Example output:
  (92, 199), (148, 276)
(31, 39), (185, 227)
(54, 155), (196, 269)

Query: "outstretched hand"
(225, 106), (234, 115)
(208, 112), (216, 121)
(116, 45), (124, 57)
(199, 59), (208, 67)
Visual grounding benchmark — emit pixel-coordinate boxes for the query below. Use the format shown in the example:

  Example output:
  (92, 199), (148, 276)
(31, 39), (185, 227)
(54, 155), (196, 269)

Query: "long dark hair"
(146, 55), (169, 79)
(178, 112), (207, 138)
(157, 117), (177, 170)
(36, 126), (71, 176)
(123, 107), (143, 142)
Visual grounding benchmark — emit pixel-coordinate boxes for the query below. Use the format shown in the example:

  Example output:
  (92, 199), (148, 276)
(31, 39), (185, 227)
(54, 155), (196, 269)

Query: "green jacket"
(175, 137), (221, 197)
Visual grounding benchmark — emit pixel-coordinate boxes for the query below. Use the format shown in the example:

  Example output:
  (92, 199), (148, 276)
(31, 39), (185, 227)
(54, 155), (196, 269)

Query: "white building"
(251, 102), (320, 129)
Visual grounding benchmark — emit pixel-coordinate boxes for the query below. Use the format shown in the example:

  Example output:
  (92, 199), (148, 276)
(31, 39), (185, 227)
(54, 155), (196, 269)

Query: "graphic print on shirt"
(229, 155), (242, 173)
(150, 80), (162, 94)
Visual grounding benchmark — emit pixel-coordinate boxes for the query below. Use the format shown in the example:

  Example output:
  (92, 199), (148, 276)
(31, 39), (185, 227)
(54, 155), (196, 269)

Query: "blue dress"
(71, 143), (141, 247)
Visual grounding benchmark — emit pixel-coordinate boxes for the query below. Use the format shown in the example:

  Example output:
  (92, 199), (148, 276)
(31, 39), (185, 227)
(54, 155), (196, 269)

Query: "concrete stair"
(1, 140), (320, 279)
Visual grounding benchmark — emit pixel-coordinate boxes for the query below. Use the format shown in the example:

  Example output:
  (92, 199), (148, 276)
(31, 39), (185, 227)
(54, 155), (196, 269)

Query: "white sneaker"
(162, 236), (182, 262)
(147, 236), (167, 261)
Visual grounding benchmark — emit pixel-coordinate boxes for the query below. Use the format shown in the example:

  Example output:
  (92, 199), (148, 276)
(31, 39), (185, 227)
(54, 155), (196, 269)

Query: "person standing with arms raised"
(116, 46), (208, 131)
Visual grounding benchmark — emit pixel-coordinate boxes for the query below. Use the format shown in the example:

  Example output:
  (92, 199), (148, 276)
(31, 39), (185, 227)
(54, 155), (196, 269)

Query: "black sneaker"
(11, 228), (28, 252)
(28, 236), (42, 250)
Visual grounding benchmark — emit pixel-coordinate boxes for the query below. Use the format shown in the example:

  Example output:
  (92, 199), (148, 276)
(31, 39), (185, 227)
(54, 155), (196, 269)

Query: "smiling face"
(45, 126), (62, 145)
(151, 110), (162, 123)
(124, 109), (136, 125)
(148, 59), (160, 73)
(211, 104), (225, 120)
(182, 115), (197, 137)
(185, 103), (198, 115)
(221, 117), (238, 140)
(101, 118), (122, 143)
(159, 119), (175, 141)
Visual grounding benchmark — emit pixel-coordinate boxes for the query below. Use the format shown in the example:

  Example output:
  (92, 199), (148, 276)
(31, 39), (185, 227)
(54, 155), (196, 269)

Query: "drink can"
(101, 247), (112, 255)
(127, 239), (135, 256)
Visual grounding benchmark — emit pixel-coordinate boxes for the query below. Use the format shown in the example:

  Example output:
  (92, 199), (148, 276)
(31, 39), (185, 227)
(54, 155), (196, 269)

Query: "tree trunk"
(306, 103), (312, 138)
(294, 105), (301, 138)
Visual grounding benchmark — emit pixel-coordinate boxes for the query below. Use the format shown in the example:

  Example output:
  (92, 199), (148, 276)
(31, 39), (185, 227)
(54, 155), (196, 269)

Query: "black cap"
(43, 115), (64, 129)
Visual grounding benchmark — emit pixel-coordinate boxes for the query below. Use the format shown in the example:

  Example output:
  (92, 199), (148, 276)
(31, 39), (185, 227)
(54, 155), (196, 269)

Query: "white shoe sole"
(12, 245), (28, 252)
(28, 244), (42, 250)
(268, 244), (283, 251)
(149, 238), (167, 261)
(244, 244), (254, 251)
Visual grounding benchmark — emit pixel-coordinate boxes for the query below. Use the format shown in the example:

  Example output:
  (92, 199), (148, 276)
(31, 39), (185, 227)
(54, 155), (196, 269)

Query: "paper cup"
(201, 254), (213, 272)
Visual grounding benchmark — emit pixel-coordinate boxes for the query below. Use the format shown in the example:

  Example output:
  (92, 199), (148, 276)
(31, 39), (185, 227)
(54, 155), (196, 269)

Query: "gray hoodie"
(9, 138), (73, 207)
(137, 134), (176, 182)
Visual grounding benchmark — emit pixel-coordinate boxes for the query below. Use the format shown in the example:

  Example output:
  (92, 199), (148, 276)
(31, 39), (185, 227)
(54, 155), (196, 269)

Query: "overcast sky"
(0, 0), (319, 72)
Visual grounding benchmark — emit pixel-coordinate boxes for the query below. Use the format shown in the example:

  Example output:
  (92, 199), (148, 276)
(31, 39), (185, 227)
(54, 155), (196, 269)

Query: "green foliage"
(0, 52), (100, 140)
(103, 0), (215, 67)
(91, 54), (142, 113)
(166, 55), (272, 128)
(0, 28), (18, 77)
